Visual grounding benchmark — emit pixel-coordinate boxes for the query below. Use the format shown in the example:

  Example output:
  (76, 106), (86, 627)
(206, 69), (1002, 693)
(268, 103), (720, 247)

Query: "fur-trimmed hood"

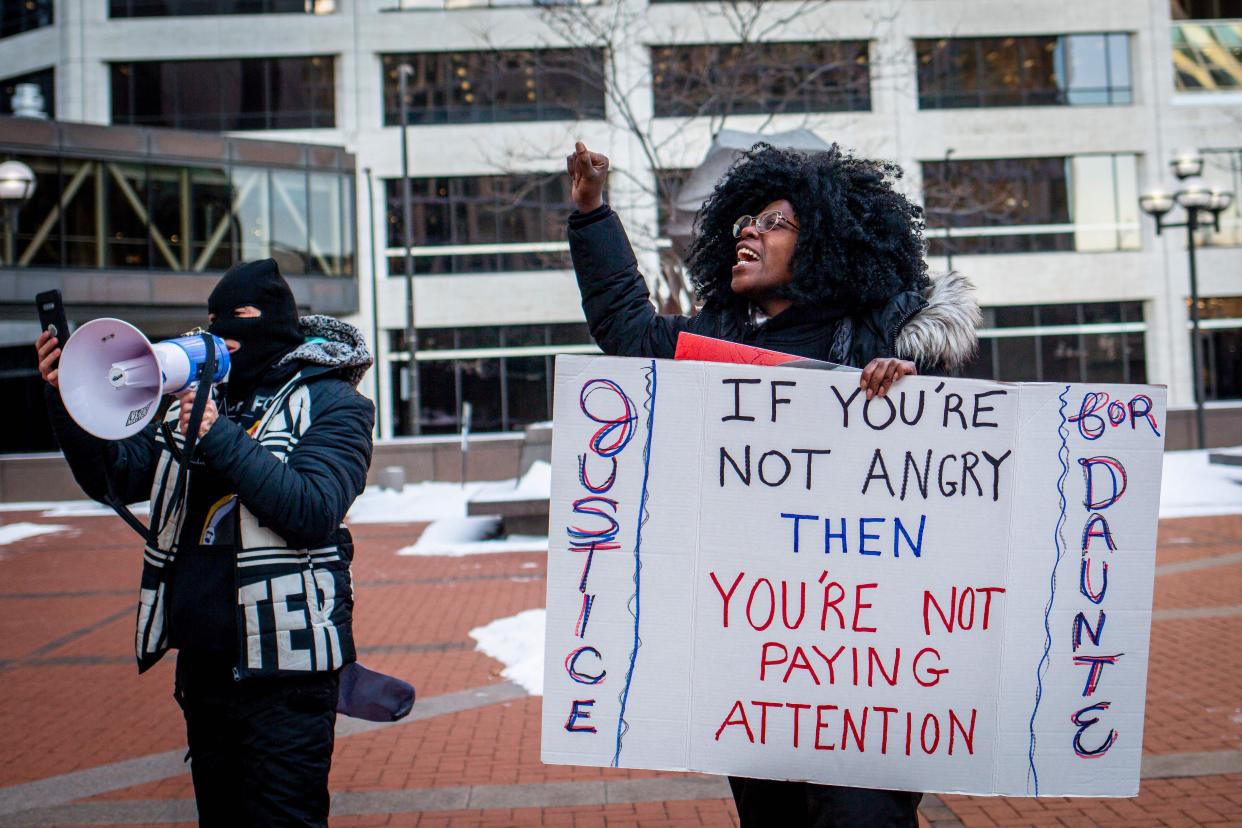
(895, 271), (982, 372)
(275, 314), (373, 388)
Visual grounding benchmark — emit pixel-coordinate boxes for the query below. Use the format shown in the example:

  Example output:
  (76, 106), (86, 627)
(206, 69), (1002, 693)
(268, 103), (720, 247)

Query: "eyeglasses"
(732, 210), (800, 238)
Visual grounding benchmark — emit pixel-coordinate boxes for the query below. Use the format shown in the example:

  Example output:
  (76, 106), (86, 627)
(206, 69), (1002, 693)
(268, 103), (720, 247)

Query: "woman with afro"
(565, 140), (980, 827)
(567, 140), (979, 394)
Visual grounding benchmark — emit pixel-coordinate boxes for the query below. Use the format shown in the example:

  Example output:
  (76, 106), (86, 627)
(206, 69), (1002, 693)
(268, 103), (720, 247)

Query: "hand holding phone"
(35, 289), (69, 388)
(36, 289), (69, 342)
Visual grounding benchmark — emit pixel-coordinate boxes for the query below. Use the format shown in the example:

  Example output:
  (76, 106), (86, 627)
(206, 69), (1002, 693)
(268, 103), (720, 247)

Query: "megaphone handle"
(161, 334), (217, 527)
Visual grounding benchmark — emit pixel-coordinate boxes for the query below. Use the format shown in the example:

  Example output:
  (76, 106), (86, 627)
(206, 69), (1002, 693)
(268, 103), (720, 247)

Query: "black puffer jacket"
(570, 206), (980, 371)
(46, 315), (374, 678)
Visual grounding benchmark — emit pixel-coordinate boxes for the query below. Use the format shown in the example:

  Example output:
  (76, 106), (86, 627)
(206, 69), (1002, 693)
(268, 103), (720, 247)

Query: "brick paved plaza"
(0, 508), (1238, 827)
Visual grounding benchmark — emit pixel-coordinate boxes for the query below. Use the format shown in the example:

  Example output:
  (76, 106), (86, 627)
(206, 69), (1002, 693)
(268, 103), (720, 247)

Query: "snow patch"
(0, 500), (149, 518)
(469, 608), (545, 696)
(347, 461), (550, 524)
(0, 522), (70, 545)
(398, 515), (548, 557)
(1159, 450), (1242, 518)
(471, 461), (551, 503)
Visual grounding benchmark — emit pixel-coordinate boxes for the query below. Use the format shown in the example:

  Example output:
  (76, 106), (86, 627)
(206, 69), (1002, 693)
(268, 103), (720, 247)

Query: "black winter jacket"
(46, 315), (374, 678)
(569, 206), (980, 371)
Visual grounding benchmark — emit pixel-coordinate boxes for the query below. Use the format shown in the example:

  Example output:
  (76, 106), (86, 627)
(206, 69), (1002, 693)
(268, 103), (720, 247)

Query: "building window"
(1, 67), (53, 117)
(1, 0), (52, 39)
(1199, 150), (1242, 246)
(1173, 21), (1242, 93)
(385, 173), (573, 275)
(916, 34), (1132, 109)
(922, 154), (1140, 255)
(388, 324), (595, 435)
(651, 41), (870, 118)
(1196, 296), (1242, 400)
(381, 50), (605, 126)
(111, 56), (336, 130)
(958, 302), (1147, 384)
(1172, 1), (1242, 18)
(110, 0), (335, 15)
(0, 151), (354, 277)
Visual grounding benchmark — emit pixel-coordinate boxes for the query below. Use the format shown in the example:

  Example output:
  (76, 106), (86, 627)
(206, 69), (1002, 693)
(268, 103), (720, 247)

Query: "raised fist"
(566, 141), (608, 213)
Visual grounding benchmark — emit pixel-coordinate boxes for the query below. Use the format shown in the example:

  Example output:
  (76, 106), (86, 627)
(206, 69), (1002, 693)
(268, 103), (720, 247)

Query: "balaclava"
(208, 258), (303, 401)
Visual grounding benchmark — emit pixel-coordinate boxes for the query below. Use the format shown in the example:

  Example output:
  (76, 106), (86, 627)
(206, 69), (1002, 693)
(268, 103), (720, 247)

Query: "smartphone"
(36, 289), (70, 354)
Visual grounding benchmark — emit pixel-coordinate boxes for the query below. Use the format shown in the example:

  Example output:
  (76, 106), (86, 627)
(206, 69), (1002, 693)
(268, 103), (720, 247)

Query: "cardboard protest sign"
(542, 355), (1166, 797)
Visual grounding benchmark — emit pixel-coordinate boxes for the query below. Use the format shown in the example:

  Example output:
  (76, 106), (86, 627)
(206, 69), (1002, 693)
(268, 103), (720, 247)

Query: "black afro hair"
(687, 143), (929, 309)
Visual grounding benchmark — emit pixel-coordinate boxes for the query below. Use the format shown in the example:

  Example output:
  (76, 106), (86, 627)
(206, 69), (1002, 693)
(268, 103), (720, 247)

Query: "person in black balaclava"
(37, 257), (378, 827)
(207, 258), (305, 404)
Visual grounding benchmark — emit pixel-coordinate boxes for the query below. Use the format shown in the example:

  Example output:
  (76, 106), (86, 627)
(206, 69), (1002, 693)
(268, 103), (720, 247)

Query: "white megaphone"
(58, 318), (231, 440)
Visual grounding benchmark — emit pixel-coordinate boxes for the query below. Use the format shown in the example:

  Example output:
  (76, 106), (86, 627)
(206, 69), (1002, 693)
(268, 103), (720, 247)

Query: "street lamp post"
(1139, 149), (1235, 450)
(0, 160), (36, 266)
(397, 63), (421, 436)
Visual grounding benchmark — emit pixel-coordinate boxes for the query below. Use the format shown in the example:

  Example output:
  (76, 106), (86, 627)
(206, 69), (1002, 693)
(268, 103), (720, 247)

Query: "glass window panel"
(417, 329), (457, 351)
(502, 326), (547, 347)
(916, 34), (1129, 109)
(1, 67), (54, 117)
(957, 339), (997, 379)
(418, 359), (460, 434)
(1040, 333), (1084, 382)
(1173, 1), (1242, 18)
(1065, 34), (1111, 105)
(189, 167), (233, 272)
(548, 322), (591, 345)
(339, 174), (354, 278)
(270, 170), (308, 275)
(1, 154), (61, 267)
(1204, 328), (1242, 400)
(111, 0), (335, 15)
(1037, 304), (1080, 326)
(1173, 22), (1242, 92)
(389, 332), (414, 437)
(1200, 150), (1242, 247)
(386, 173), (571, 275)
(1125, 332), (1148, 384)
(1071, 155), (1120, 252)
(457, 326), (501, 349)
(104, 163), (150, 269)
(1113, 154), (1141, 250)
(111, 57), (334, 129)
(1107, 34), (1133, 103)
(1, 0), (52, 39)
(652, 41), (870, 117)
(383, 49), (604, 126)
(995, 335), (1039, 380)
(308, 172), (349, 277)
(62, 159), (99, 268)
(232, 167), (271, 263)
(924, 156), (1072, 254)
(307, 172), (337, 276)
(1081, 302), (1124, 325)
(1120, 301), (1145, 324)
(1083, 332), (1126, 383)
(1199, 296), (1242, 319)
(993, 306), (1037, 328)
(460, 358), (503, 432)
(147, 164), (186, 269)
(504, 356), (550, 429)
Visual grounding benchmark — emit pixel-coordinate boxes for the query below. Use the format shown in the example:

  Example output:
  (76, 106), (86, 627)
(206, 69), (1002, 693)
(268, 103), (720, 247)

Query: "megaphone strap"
(162, 333), (216, 520)
(110, 333), (218, 546)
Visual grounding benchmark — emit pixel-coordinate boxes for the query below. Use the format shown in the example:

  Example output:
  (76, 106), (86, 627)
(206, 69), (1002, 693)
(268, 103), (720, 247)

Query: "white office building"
(1, 0), (1239, 442)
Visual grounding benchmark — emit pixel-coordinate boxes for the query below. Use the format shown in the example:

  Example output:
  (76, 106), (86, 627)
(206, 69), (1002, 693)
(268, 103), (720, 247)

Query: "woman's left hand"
(859, 358), (916, 400)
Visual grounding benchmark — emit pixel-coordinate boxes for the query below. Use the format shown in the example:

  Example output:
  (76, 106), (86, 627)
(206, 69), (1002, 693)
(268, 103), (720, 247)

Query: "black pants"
(728, 776), (922, 828)
(175, 655), (340, 828)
